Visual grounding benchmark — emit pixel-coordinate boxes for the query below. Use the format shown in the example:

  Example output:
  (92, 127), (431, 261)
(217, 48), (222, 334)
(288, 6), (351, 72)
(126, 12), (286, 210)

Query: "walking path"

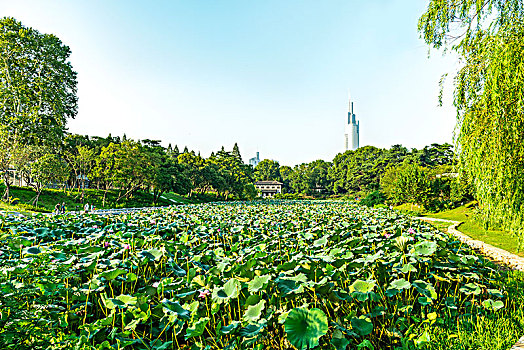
(415, 216), (524, 350)
(415, 217), (524, 271)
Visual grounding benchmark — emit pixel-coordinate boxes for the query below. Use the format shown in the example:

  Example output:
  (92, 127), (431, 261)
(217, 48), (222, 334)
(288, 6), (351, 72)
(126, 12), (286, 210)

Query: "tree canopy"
(419, 1), (524, 232)
(0, 17), (78, 144)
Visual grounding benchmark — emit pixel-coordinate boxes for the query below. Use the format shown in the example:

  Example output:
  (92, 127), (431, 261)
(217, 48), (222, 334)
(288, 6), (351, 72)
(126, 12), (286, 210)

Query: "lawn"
(1, 185), (172, 213)
(421, 202), (524, 258)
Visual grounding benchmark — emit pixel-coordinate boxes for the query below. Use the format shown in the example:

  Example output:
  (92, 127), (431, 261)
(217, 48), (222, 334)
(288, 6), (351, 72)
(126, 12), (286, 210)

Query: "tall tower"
(344, 93), (359, 151)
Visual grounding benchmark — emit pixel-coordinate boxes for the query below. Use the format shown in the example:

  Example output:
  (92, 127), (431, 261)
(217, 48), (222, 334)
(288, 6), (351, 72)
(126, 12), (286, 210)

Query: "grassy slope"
(421, 203), (524, 258)
(4, 186), (172, 213)
(161, 192), (196, 204)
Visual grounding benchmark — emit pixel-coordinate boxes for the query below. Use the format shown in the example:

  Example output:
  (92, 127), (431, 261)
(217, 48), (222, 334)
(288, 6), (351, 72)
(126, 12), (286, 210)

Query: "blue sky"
(1, 0), (458, 166)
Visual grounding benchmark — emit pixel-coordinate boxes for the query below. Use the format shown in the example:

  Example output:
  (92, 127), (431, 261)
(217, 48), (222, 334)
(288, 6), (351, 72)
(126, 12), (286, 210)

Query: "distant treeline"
(0, 129), (471, 211)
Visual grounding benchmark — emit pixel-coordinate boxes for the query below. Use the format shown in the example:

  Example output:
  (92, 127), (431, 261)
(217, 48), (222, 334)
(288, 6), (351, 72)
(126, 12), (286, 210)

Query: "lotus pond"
(0, 201), (521, 349)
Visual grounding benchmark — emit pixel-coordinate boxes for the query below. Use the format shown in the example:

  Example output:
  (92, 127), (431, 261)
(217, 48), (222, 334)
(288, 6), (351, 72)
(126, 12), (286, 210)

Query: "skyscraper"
(344, 94), (359, 151)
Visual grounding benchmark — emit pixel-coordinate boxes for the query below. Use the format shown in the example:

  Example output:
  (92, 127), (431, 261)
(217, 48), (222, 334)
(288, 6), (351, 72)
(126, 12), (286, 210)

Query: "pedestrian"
(54, 203), (61, 214)
(61, 202), (66, 214)
(83, 202), (90, 214)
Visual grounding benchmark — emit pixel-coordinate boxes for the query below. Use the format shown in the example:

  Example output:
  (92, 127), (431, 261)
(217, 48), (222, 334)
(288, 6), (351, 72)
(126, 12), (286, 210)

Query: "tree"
(0, 127), (26, 201)
(0, 17), (78, 144)
(254, 159), (281, 182)
(390, 163), (430, 209)
(64, 145), (95, 197)
(419, 2), (524, 232)
(29, 153), (70, 206)
(232, 143), (243, 163)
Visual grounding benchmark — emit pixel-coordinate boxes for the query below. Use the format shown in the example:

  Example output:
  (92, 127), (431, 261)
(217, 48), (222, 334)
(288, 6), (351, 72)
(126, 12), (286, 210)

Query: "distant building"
(254, 180), (282, 198)
(344, 93), (359, 151)
(249, 152), (260, 167)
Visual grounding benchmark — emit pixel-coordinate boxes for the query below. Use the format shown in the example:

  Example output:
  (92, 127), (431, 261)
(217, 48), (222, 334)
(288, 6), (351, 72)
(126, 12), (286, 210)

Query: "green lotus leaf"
(116, 294), (137, 306)
(100, 268), (127, 281)
(239, 322), (265, 338)
(351, 316), (373, 336)
(184, 317), (209, 340)
(162, 300), (190, 320)
(231, 226), (244, 233)
(389, 278), (411, 290)
(412, 280), (437, 299)
(140, 248), (164, 261)
(24, 246), (43, 255)
(276, 278), (304, 295)
(150, 341), (173, 350)
(412, 241), (437, 256)
(418, 296), (433, 305)
(248, 274), (271, 293)
(220, 321), (241, 335)
(400, 263), (417, 273)
(414, 330), (430, 346)
(101, 294), (125, 309)
(331, 329), (350, 350)
(313, 235), (328, 247)
(171, 263), (187, 277)
(214, 278), (241, 303)
(349, 279), (376, 294)
(243, 299), (265, 323)
(487, 289), (504, 298)
(126, 272), (137, 282)
(460, 283), (481, 295)
(245, 294), (261, 306)
(284, 308), (328, 350)
(481, 299), (504, 311)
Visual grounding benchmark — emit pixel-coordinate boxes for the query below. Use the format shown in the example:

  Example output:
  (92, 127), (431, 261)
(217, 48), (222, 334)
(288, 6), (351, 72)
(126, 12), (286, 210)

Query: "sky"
(0, 0), (459, 166)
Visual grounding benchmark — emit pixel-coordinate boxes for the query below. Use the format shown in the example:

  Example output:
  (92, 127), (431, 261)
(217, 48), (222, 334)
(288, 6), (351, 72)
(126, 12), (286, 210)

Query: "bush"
(361, 191), (386, 207)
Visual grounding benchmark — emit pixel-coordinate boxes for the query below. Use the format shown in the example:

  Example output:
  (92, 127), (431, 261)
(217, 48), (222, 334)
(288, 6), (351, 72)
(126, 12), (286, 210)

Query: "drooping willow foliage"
(418, 1), (524, 233)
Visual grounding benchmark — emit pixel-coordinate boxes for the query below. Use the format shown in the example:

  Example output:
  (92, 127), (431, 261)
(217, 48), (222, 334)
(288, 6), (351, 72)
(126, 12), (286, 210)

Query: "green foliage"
(0, 202), (517, 349)
(385, 162), (430, 207)
(284, 308), (328, 349)
(254, 159), (281, 182)
(360, 190), (386, 207)
(419, 1), (524, 233)
(0, 17), (77, 144)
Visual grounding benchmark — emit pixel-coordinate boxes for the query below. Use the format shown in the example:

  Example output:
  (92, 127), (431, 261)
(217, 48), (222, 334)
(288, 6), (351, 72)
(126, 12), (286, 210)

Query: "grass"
(161, 192), (197, 204)
(423, 269), (524, 350)
(421, 202), (524, 258)
(2, 185), (172, 213)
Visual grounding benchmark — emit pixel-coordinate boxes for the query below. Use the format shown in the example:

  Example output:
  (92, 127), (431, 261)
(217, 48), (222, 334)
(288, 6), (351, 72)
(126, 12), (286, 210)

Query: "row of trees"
(251, 143), (466, 210)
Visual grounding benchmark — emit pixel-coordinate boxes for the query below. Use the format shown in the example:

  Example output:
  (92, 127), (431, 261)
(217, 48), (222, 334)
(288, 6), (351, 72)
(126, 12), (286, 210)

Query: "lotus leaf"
(482, 299), (504, 311)
(349, 279), (376, 294)
(184, 317), (209, 340)
(460, 283), (481, 295)
(243, 299), (266, 322)
(284, 308), (328, 350)
(351, 316), (373, 336)
(248, 274), (271, 292)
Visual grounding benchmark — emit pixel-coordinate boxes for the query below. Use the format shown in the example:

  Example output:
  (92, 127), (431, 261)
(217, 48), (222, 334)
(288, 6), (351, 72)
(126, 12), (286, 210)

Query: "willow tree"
(419, 1), (524, 233)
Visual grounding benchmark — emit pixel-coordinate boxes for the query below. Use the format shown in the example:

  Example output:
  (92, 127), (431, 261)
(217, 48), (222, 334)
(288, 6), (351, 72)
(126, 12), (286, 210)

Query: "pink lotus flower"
(150, 220), (156, 225)
(124, 244), (131, 250)
(93, 225), (98, 229)
(384, 233), (393, 239)
(408, 228), (416, 235)
(199, 289), (211, 299)
(103, 241), (109, 248)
